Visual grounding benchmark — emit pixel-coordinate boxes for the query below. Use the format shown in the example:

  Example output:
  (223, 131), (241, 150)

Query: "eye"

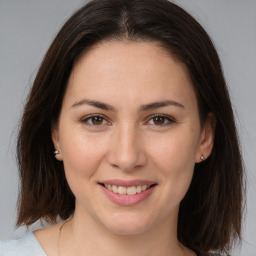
(147, 115), (175, 126)
(81, 115), (109, 127)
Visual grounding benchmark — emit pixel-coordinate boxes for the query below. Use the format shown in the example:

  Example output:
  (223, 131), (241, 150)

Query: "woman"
(0, 0), (244, 255)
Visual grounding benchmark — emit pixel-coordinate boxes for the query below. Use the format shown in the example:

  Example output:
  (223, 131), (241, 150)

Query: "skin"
(35, 41), (215, 256)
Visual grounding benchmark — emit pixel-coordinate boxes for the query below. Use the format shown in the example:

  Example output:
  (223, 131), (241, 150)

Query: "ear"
(51, 122), (63, 161)
(195, 113), (216, 163)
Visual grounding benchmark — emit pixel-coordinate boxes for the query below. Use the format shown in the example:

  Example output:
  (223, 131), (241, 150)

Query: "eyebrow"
(71, 99), (184, 111)
(71, 99), (115, 111)
(140, 100), (184, 111)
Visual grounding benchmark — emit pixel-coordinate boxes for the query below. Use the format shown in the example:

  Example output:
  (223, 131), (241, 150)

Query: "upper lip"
(99, 179), (156, 187)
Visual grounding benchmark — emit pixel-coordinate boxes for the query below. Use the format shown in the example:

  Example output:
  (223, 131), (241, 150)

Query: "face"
(52, 41), (214, 235)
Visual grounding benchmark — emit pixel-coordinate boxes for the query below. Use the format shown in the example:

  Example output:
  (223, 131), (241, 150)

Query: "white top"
(0, 232), (46, 256)
(0, 232), (223, 256)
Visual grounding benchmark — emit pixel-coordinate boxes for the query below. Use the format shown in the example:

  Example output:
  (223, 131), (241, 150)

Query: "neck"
(59, 208), (192, 256)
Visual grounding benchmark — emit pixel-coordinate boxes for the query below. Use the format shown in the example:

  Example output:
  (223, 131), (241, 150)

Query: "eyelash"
(80, 114), (175, 128)
(146, 114), (175, 127)
(81, 114), (109, 127)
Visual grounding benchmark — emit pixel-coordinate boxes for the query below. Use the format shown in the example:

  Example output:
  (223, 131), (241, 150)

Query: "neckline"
(30, 231), (48, 256)
(29, 231), (211, 256)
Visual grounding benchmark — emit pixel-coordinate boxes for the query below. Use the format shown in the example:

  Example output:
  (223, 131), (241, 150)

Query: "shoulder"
(0, 232), (46, 256)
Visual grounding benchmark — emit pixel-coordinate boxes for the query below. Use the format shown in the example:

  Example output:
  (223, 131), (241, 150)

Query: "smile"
(103, 184), (151, 195)
(99, 181), (157, 206)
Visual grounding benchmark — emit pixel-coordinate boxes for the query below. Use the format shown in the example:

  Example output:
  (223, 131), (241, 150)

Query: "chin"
(101, 212), (153, 235)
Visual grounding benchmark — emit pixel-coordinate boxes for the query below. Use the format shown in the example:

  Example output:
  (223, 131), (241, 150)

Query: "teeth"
(127, 186), (136, 195)
(118, 186), (126, 195)
(104, 184), (152, 195)
(136, 186), (142, 193)
(112, 185), (118, 193)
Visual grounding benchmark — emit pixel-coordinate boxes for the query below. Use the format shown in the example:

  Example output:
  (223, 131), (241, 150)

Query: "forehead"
(64, 41), (197, 108)
(72, 40), (187, 78)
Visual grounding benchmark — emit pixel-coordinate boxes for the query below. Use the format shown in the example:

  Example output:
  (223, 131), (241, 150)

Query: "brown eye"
(153, 116), (166, 125)
(82, 115), (108, 126)
(91, 116), (104, 125)
(147, 115), (174, 126)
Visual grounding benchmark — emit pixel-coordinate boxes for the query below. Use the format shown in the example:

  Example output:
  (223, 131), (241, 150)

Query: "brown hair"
(16, 0), (244, 254)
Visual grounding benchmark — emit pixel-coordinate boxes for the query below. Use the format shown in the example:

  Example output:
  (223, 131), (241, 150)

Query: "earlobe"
(196, 113), (216, 163)
(51, 123), (63, 161)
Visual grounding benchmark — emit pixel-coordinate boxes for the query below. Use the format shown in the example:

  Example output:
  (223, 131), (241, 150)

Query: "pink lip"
(99, 183), (157, 206)
(100, 179), (155, 187)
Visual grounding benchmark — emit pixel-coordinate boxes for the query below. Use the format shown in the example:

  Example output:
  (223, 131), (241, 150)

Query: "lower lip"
(100, 185), (156, 206)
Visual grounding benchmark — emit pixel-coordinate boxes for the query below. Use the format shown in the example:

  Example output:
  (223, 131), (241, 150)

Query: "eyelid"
(81, 114), (111, 126)
(80, 113), (175, 127)
(145, 114), (176, 126)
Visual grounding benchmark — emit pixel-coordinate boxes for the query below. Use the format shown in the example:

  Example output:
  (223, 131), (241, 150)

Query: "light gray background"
(0, 0), (255, 255)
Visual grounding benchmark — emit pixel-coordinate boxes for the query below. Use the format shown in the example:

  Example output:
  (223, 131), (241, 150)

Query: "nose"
(106, 124), (147, 171)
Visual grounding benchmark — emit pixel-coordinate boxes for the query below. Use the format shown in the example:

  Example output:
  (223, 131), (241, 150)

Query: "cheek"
(59, 127), (108, 179)
(148, 128), (199, 194)
(151, 129), (199, 167)
(59, 130), (110, 207)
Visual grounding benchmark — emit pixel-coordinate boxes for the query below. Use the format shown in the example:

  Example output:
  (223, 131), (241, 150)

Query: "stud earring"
(54, 150), (60, 155)
(200, 155), (205, 161)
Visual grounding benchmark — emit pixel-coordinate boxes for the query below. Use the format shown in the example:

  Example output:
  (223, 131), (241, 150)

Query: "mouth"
(99, 183), (156, 195)
(98, 179), (157, 206)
